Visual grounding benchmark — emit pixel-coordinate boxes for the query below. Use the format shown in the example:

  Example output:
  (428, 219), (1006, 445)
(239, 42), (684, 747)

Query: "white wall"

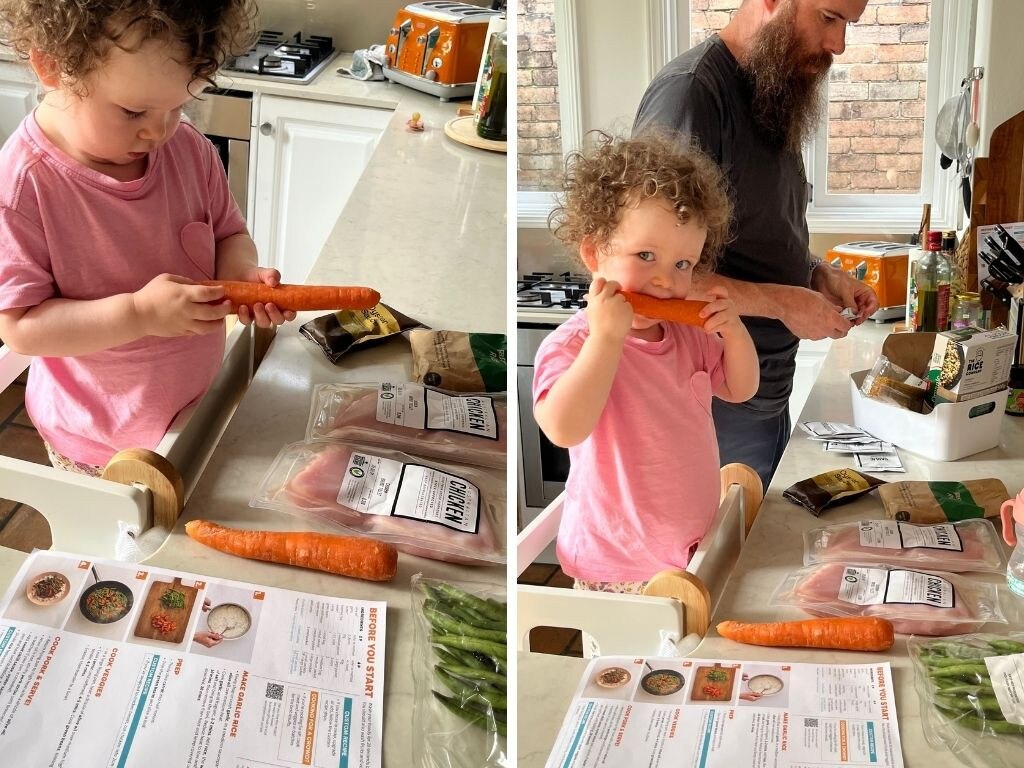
(974, 0), (1024, 155)
(576, 0), (650, 137)
(255, 0), (490, 54)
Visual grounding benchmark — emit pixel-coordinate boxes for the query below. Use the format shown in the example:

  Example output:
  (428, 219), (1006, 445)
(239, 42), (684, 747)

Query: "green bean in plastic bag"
(411, 573), (507, 768)
(908, 632), (1024, 768)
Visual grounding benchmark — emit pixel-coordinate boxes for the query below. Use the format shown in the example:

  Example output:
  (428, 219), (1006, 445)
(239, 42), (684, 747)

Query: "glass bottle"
(476, 32), (507, 142)
(942, 230), (962, 295)
(913, 231), (942, 332)
(935, 232), (952, 330)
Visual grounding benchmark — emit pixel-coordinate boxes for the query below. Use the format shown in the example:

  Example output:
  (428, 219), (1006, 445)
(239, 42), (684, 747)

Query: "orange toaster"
(383, 1), (501, 100)
(826, 241), (910, 321)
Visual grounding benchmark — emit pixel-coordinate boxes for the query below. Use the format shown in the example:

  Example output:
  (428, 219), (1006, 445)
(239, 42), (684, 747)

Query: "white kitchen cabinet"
(0, 61), (38, 144)
(790, 338), (833, 428)
(251, 94), (391, 283)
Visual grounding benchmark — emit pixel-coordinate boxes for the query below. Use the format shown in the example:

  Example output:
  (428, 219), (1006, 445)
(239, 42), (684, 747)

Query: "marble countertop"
(519, 321), (1024, 767)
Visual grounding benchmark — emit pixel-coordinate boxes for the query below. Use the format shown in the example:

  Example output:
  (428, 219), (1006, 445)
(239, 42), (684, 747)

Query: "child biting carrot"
(533, 131), (759, 593)
(0, 1), (295, 474)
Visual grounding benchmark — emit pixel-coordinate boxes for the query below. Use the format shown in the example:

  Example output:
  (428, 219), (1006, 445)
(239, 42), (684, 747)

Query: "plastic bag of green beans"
(908, 632), (1024, 768)
(411, 574), (507, 768)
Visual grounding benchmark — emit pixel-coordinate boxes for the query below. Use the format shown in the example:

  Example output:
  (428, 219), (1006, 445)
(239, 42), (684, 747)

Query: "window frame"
(518, 0), (975, 235)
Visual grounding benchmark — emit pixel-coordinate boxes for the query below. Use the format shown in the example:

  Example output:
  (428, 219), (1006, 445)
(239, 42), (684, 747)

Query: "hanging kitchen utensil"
(934, 68), (984, 214)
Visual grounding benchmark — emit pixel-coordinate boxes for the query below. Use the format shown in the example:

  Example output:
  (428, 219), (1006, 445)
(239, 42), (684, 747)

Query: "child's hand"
(132, 274), (231, 337)
(229, 267), (298, 328)
(586, 277), (633, 342)
(698, 286), (744, 339)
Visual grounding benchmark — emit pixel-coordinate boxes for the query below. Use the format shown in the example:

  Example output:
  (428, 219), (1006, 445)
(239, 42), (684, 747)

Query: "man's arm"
(692, 271), (855, 341)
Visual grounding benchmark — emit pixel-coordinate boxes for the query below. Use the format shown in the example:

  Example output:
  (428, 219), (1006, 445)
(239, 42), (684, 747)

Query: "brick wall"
(518, 0), (931, 195)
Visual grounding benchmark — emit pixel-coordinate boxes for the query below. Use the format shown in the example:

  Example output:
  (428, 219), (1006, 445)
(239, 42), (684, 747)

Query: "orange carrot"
(620, 292), (708, 327)
(185, 520), (398, 582)
(717, 617), (895, 651)
(200, 281), (380, 311)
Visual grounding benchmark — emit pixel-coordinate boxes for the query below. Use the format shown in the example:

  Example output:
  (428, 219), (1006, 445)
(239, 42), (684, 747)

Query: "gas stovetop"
(516, 272), (590, 313)
(223, 31), (338, 84)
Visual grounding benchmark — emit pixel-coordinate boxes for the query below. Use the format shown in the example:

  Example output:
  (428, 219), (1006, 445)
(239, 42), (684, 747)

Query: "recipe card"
(0, 550), (385, 768)
(547, 656), (904, 768)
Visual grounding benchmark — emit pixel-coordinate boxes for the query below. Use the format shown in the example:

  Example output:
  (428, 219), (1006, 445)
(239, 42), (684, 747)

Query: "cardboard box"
(850, 332), (1007, 461)
(927, 326), (1016, 400)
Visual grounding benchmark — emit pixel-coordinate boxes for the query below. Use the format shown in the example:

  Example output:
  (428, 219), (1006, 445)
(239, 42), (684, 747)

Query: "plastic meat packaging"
(252, 441), (505, 566)
(306, 382), (506, 469)
(771, 562), (1005, 636)
(803, 519), (1006, 573)
(411, 574), (507, 768)
(909, 632), (1024, 768)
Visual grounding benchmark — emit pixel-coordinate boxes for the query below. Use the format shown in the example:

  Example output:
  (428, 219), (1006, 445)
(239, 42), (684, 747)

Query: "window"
(517, 0), (974, 233)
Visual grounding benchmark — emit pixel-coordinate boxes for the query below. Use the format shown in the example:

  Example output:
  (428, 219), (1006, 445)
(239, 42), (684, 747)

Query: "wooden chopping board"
(133, 577), (199, 644)
(689, 663), (738, 702)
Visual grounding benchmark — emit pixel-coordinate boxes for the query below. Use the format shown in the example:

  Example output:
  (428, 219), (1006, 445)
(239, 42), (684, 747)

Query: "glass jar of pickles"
(949, 291), (983, 330)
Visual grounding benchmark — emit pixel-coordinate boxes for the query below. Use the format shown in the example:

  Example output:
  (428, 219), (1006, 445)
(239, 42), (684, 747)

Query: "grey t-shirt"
(633, 35), (812, 417)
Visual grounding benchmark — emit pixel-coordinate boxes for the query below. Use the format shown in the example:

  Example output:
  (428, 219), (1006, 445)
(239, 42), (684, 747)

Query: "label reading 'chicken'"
(857, 521), (964, 551)
(338, 453), (480, 534)
(837, 566), (954, 608)
(375, 382), (497, 439)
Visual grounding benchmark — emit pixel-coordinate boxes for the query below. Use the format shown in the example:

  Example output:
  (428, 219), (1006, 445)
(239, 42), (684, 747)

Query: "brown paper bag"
(877, 478), (1009, 523)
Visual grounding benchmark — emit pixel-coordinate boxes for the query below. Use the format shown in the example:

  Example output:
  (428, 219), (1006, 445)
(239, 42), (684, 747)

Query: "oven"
(183, 88), (252, 221)
(517, 272), (589, 563)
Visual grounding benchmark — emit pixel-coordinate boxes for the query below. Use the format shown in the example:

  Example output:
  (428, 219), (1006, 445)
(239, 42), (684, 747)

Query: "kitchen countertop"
(0, 54), (506, 765)
(519, 321), (1024, 767)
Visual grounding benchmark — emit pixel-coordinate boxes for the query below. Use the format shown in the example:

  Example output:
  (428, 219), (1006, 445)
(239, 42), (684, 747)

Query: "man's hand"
(811, 263), (879, 324)
(777, 286), (854, 340)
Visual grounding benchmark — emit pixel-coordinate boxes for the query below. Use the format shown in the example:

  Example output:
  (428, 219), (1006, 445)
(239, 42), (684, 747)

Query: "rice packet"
(299, 302), (426, 363)
(306, 381), (506, 468)
(782, 468), (887, 517)
(772, 562), (1005, 636)
(803, 519), (1006, 573)
(252, 441), (506, 566)
(877, 479), (1010, 523)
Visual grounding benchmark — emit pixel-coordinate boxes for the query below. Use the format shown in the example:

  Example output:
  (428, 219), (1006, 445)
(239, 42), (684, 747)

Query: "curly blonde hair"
(550, 131), (732, 274)
(0, 0), (258, 93)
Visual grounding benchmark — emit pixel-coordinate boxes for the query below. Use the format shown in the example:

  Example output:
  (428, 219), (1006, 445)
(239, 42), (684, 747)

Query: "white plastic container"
(850, 370), (1006, 461)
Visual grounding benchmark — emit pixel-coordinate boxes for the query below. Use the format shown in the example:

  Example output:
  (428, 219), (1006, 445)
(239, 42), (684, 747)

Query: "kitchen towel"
(337, 45), (386, 81)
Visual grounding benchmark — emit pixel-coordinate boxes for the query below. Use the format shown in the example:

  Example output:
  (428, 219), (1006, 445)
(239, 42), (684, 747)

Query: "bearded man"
(633, 0), (879, 488)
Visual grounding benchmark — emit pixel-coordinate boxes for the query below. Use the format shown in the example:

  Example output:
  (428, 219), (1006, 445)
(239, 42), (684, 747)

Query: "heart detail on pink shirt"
(179, 220), (215, 279)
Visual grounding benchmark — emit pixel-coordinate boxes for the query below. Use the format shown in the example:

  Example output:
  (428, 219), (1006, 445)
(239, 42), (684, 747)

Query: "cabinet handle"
(259, 122), (273, 136)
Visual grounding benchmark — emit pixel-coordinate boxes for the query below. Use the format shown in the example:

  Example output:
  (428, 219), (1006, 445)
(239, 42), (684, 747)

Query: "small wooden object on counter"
(101, 449), (184, 532)
(133, 576), (199, 644)
(444, 116), (506, 153)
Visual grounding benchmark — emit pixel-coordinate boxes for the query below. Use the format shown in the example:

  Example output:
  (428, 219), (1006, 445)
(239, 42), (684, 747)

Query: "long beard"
(741, 7), (832, 152)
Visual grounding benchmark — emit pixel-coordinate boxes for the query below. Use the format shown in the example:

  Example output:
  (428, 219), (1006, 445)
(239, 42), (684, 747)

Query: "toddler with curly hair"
(0, 1), (294, 474)
(533, 131), (760, 592)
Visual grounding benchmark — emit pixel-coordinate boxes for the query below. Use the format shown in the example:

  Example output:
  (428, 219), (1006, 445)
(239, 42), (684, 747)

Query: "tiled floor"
(517, 562), (582, 657)
(0, 370), (53, 552)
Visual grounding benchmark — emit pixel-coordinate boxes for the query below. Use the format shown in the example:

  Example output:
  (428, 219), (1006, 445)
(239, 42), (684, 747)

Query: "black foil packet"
(783, 468), (887, 517)
(299, 303), (426, 363)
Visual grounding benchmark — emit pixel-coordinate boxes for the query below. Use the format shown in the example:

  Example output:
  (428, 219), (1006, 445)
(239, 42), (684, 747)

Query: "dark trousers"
(712, 399), (792, 491)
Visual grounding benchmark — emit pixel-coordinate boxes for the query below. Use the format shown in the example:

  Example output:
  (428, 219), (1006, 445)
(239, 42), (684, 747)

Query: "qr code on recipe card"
(266, 682), (284, 700)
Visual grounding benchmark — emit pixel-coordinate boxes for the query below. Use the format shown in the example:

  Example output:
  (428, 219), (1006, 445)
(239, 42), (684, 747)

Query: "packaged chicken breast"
(252, 441), (505, 566)
(803, 519), (1006, 573)
(772, 563), (1005, 636)
(306, 382), (506, 469)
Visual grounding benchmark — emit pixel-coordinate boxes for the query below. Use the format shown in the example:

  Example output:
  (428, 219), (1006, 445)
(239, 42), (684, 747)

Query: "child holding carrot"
(533, 132), (760, 592)
(0, 1), (296, 475)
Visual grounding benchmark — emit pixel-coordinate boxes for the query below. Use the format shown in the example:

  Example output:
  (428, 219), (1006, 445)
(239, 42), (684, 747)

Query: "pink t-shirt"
(0, 113), (247, 466)
(533, 310), (726, 582)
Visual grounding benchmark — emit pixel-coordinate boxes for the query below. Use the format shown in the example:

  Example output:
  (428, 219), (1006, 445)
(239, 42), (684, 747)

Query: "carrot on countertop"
(185, 520), (398, 582)
(200, 281), (381, 312)
(717, 617), (895, 652)
(620, 292), (708, 327)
